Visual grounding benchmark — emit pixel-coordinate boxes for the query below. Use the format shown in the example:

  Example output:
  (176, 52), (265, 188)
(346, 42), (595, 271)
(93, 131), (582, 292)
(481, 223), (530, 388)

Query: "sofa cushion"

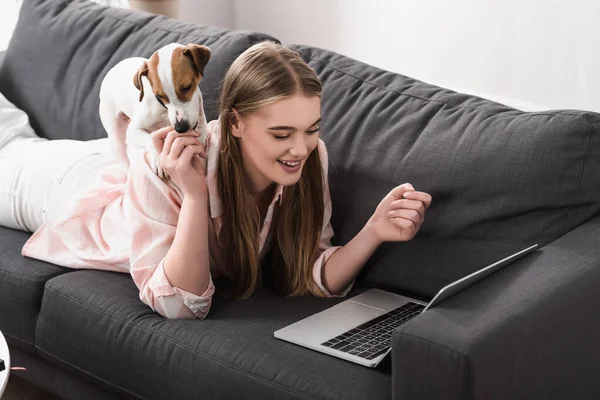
(35, 270), (390, 400)
(291, 44), (600, 299)
(0, 226), (71, 353)
(0, 0), (277, 141)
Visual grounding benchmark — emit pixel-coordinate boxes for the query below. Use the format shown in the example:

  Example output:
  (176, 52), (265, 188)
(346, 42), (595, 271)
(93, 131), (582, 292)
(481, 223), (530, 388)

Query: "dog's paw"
(148, 151), (169, 180)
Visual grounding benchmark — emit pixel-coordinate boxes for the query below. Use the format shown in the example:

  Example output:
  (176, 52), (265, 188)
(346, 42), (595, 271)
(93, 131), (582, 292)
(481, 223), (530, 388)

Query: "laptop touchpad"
(275, 301), (386, 345)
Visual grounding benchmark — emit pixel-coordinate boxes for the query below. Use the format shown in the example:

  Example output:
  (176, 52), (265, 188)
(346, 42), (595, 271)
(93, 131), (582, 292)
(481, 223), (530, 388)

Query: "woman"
(0, 41), (432, 319)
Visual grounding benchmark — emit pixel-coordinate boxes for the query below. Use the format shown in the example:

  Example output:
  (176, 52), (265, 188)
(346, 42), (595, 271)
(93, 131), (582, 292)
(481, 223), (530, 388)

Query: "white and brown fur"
(99, 42), (211, 178)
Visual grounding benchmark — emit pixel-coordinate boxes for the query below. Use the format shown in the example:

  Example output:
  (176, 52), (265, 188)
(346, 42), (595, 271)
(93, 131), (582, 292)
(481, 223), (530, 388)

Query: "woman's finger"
(390, 216), (417, 232)
(161, 130), (182, 156)
(403, 191), (432, 209)
(162, 131), (200, 157)
(390, 183), (414, 199)
(390, 199), (425, 221)
(390, 199), (425, 211)
(150, 127), (174, 153)
(388, 209), (422, 225)
(168, 136), (205, 160)
(177, 145), (206, 169)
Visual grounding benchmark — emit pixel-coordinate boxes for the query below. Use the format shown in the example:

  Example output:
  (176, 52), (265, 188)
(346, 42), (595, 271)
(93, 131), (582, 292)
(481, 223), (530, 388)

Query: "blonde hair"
(217, 41), (326, 299)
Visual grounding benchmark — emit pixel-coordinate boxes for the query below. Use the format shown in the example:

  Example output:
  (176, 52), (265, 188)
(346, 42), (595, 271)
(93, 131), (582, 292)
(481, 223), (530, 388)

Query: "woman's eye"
(274, 135), (290, 140)
(307, 126), (320, 134)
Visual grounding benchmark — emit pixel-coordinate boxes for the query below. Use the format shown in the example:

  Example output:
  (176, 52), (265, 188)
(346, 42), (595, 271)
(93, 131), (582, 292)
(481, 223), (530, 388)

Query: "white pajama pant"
(0, 92), (115, 232)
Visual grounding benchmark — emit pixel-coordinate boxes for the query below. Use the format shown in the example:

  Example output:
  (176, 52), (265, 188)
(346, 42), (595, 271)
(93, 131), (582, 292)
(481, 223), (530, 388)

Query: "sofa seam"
(0, 264), (66, 281)
(560, 117), (596, 236)
(3, 331), (35, 346)
(395, 330), (473, 400)
(302, 54), (591, 120)
(42, 285), (319, 400)
(35, 346), (145, 399)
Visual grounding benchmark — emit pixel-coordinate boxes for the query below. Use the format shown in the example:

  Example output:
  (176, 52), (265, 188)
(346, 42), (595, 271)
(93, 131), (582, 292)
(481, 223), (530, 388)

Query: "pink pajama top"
(21, 120), (351, 319)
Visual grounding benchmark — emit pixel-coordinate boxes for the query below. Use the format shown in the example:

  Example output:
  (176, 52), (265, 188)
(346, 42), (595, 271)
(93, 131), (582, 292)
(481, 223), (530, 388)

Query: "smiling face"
(231, 94), (321, 194)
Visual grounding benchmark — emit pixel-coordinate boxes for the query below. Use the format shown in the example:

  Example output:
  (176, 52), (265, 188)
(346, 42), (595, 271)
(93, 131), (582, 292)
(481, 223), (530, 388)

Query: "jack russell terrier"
(99, 42), (211, 179)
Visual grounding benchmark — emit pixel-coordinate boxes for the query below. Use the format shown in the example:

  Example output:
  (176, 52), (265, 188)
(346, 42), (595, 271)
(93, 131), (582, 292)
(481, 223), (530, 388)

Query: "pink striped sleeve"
(124, 150), (215, 319)
(312, 139), (353, 297)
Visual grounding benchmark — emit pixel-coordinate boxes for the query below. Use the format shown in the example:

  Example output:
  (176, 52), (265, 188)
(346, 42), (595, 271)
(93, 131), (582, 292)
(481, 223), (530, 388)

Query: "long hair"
(217, 41), (326, 299)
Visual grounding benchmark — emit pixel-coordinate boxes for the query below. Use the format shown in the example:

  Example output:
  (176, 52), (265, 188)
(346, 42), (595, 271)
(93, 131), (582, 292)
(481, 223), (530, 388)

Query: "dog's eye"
(155, 95), (167, 109)
(182, 84), (193, 92)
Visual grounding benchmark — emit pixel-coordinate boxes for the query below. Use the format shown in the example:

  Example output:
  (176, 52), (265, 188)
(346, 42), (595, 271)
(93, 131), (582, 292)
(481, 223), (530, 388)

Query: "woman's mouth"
(278, 159), (302, 173)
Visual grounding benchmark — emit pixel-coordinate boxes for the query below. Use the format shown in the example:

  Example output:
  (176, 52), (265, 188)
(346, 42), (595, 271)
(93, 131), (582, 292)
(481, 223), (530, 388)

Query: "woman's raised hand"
(151, 127), (207, 198)
(367, 183), (432, 243)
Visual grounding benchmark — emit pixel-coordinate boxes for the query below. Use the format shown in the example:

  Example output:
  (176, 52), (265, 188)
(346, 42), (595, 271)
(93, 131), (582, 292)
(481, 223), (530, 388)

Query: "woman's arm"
(163, 190), (211, 296)
(153, 126), (212, 297)
(311, 141), (432, 297)
(320, 222), (381, 296)
(321, 184), (432, 296)
(126, 153), (214, 319)
(126, 127), (214, 319)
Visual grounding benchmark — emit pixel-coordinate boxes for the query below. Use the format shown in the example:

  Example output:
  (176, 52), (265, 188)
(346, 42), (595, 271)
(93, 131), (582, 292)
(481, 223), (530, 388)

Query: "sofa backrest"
(0, 0), (277, 141)
(3, 0), (600, 301)
(291, 45), (600, 299)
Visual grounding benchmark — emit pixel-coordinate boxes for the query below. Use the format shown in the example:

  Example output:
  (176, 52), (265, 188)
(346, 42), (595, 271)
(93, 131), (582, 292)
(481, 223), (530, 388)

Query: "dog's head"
(133, 43), (211, 133)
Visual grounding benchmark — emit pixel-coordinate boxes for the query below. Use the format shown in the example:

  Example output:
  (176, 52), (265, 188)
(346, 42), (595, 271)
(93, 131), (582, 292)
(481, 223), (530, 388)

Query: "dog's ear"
(183, 44), (211, 77)
(133, 61), (149, 102)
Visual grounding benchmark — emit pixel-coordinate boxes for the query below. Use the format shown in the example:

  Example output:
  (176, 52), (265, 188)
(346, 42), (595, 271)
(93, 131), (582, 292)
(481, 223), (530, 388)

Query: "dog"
(99, 42), (211, 179)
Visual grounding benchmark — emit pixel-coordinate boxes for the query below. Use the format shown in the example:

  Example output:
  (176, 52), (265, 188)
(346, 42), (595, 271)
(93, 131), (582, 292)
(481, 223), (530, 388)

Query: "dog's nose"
(174, 120), (190, 133)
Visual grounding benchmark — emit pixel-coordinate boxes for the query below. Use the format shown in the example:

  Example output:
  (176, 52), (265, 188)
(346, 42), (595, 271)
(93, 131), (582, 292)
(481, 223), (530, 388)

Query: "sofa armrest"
(391, 214), (600, 400)
(0, 51), (5, 74)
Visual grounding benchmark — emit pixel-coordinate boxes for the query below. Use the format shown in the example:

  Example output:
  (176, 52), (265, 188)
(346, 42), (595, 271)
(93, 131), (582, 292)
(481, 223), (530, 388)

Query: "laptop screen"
(423, 244), (538, 312)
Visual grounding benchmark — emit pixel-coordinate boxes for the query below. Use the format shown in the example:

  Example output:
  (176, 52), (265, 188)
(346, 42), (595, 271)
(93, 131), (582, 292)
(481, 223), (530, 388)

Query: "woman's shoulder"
(316, 137), (330, 173)
(317, 137), (328, 154)
(205, 119), (222, 173)
(207, 119), (219, 134)
(206, 119), (221, 146)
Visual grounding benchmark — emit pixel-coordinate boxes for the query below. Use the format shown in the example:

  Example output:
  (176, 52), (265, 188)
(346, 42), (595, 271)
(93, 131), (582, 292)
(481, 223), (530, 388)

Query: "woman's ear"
(230, 108), (244, 138)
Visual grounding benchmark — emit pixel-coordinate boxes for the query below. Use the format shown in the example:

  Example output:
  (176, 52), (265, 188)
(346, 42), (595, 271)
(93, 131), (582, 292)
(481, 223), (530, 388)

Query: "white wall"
(180, 0), (234, 29)
(230, 0), (600, 112)
(0, 0), (21, 51)
(2, 0), (599, 112)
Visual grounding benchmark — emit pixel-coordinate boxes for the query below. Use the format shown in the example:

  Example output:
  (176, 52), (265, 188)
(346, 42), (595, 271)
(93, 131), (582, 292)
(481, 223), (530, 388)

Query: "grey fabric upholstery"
(392, 213), (600, 400)
(0, 0), (278, 141)
(0, 0), (599, 399)
(291, 44), (600, 299)
(0, 226), (71, 353)
(35, 270), (390, 400)
(9, 345), (132, 399)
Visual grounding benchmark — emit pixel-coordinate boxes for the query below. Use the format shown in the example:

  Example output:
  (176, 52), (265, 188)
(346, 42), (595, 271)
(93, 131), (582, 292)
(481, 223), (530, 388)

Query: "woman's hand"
(367, 183), (432, 243)
(151, 127), (207, 198)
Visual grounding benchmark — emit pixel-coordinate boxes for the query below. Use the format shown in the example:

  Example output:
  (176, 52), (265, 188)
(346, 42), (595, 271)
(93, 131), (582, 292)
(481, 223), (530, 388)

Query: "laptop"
(274, 244), (538, 368)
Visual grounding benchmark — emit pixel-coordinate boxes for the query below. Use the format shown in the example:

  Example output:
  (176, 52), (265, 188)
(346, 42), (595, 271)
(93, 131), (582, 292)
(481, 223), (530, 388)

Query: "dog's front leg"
(126, 127), (167, 180)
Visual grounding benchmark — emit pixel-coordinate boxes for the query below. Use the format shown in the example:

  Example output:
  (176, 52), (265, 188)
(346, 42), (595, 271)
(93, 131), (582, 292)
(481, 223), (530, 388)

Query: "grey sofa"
(1, 0), (599, 399)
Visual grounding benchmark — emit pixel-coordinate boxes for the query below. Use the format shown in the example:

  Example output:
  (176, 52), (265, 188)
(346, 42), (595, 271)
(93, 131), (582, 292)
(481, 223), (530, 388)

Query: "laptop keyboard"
(320, 301), (425, 360)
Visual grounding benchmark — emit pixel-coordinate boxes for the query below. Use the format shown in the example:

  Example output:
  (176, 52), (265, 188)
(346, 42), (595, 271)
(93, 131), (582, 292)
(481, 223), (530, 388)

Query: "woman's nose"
(289, 135), (309, 157)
